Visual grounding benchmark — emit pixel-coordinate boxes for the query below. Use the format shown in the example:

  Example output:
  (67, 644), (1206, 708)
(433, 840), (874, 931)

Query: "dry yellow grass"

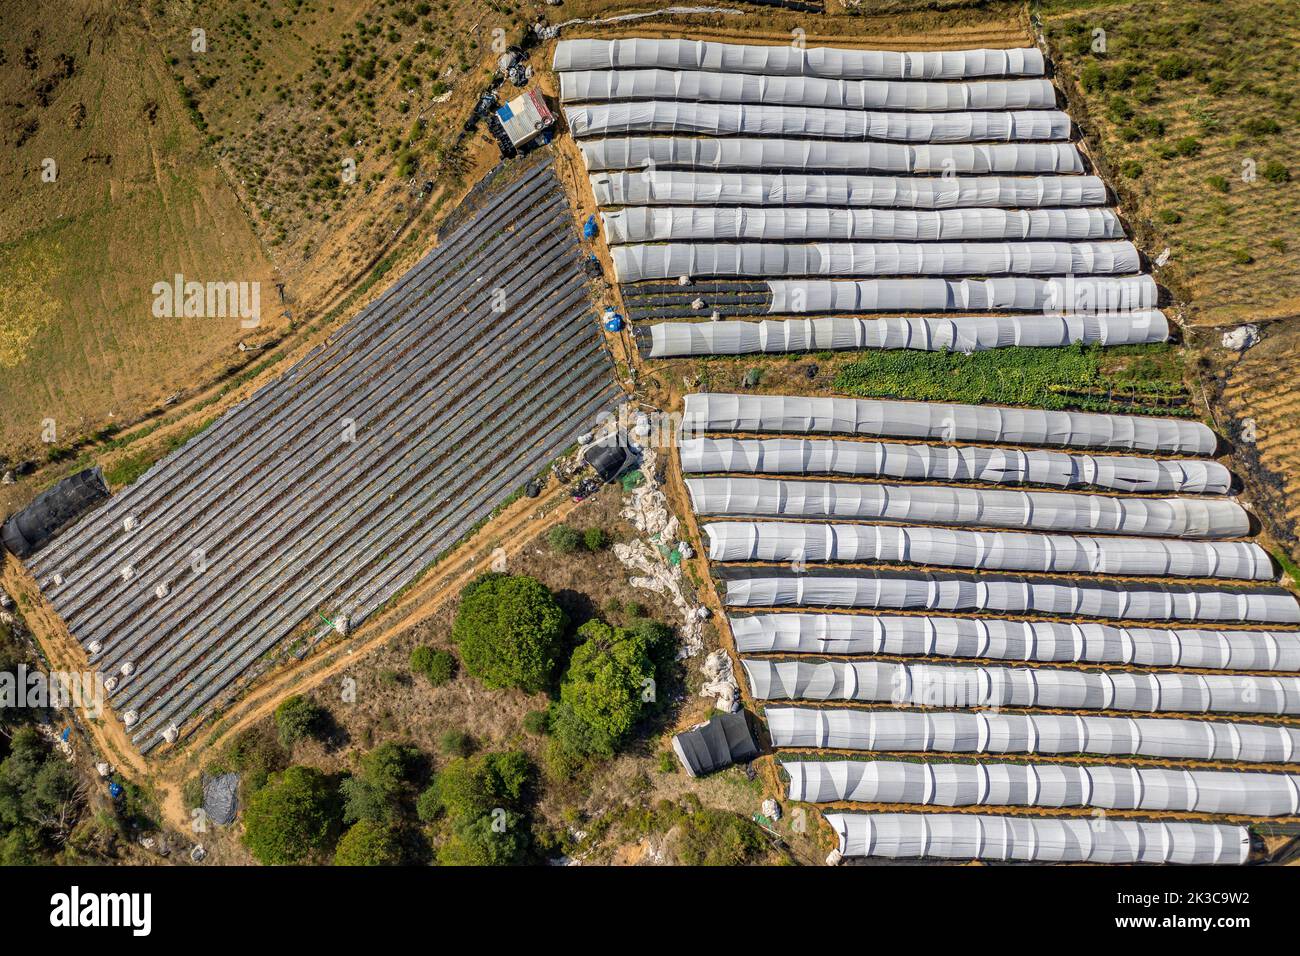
(0, 0), (287, 461)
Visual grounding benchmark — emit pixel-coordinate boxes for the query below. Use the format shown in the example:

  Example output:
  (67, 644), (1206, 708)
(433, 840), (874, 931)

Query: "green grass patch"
(103, 416), (216, 487)
(832, 343), (1191, 416)
(1273, 548), (1300, 590)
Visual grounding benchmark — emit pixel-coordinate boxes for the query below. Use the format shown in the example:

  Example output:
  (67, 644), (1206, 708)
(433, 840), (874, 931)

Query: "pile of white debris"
(613, 445), (739, 712)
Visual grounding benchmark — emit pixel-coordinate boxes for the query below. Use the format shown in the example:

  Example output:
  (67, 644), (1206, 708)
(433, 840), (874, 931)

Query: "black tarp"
(672, 711), (758, 777)
(2, 466), (109, 559)
(584, 434), (632, 483)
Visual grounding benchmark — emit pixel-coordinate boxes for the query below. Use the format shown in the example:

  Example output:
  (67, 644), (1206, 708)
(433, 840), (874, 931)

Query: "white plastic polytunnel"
(589, 172), (1110, 208)
(605, 207), (1121, 244)
(735, 615), (1300, 670)
(825, 812), (1250, 864)
(680, 394), (1217, 455)
(685, 478), (1249, 538)
(703, 521), (1271, 578)
(741, 658), (1300, 714)
(765, 707), (1300, 762)
(553, 39), (1047, 80)
(724, 570), (1300, 622)
(647, 312), (1166, 357)
(558, 69), (1059, 112)
(578, 138), (1086, 175)
(612, 241), (1140, 282)
(768, 275), (1158, 314)
(790, 759), (1300, 815)
(678, 438), (1232, 495)
(565, 102), (1071, 142)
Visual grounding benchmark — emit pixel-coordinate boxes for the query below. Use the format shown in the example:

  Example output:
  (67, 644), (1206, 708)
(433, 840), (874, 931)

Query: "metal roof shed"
(496, 89), (555, 149)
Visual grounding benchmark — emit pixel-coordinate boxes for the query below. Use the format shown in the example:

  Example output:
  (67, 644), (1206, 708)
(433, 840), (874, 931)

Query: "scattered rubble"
(613, 447), (706, 658)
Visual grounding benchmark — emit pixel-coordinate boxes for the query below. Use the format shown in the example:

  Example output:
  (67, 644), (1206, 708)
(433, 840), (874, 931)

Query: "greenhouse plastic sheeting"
(735, 614), (1300, 670)
(606, 207), (1121, 244)
(721, 569), (1300, 623)
(566, 102), (1071, 141)
(647, 312), (1166, 357)
(680, 393), (1217, 455)
(553, 39), (1047, 80)
(590, 171), (1109, 208)
(678, 437), (1231, 495)
(765, 707), (1300, 762)
(579, 138), (1086, 175)
(685, 478), (1249, 538)
(612, 241), (1141, 282)
(741, 658), (1300, 714)
(559, 69), (1058, 111)
(703, 521), (1271, 578)
(789, 759), (1300, 815)
(826, 812), (1250, 864)
(767, 275), (1158, 314)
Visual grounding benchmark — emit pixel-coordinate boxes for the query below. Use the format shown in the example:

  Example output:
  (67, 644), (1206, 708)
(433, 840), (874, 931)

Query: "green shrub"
(547, 525), (583, 554)
(673, 808), (764, 866)
(225, 726), (288, 794)
(523, 709), (550, 735)
(1155, 55), (1191, 80)
(451, 573), (567, 692)
(274, 695), (325, 749)
(410, 646), (457, 685)
(242, 766), (342, 864)
(1262, 161), (1291, 183)
(583, 527), (610, 551)
(1080, 62), (1105, 93)
(1173, 136), (1203, 157)
(1242, 117), (1281, 137)
(601, 597), (623, 618)
(624, 601), (645, 618)
(1207, 174), (1230, 193)
(1133, 115), (1166, 138)
(657, 751), (677, 774)
(1230, 248), (1255, 265)
(440, 730), (475, 757)
(1120, 160), (1144, 178)
(1106, 95), (1134, 122)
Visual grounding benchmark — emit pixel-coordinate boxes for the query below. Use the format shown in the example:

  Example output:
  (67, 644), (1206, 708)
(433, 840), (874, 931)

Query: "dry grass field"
(1043, 0), (1300, 556)
(0, 0), (287, 462)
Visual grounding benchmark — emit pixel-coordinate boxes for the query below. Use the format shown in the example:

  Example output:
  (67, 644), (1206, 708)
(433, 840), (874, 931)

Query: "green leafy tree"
(342, 743), (421, 824)
(242, 765), (342, 865)
(438, 811), (530, 866)
(334, 819), (402, 865)
(417, 751), (535, 865)
(0, 727), (80, 859)
(451, 574), (566, 692)
(560, 619), (656, 751)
